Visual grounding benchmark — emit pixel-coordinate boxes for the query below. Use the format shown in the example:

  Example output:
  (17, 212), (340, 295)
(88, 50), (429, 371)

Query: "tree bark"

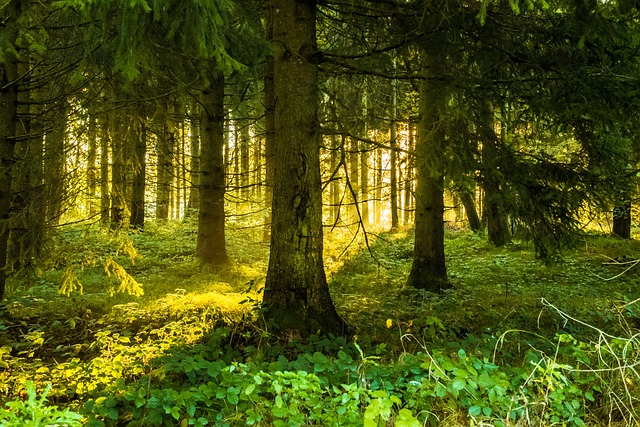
(458, 188), (482, 231)
(196, 73), (229, 267)
(187, 103), (201, 213)
(110, 112), (126, 230)
(613, 203), (631, 238)
(262, 0), (346, 336)
(407, 48), (449, 292)
(390, 82), (399, 230)
(0, 4), (20, 299)
(129, 119), (146, 228)
(156, 107), (174, 221)
(403, 122), (415, 225)
(263, 8), (276, 242)
(480, 100), (511, 246)
(100, 114), (110, 225)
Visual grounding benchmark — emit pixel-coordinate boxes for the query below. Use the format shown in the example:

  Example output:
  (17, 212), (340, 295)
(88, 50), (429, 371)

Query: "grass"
(1, 220), (640, 425)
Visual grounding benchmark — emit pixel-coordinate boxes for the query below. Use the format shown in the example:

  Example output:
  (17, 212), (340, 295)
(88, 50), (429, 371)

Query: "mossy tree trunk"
(188, 102), (201, 213)
(262, 0), (347, 336)
(196, 72), (229, 267)
(406, 46), (450, 292)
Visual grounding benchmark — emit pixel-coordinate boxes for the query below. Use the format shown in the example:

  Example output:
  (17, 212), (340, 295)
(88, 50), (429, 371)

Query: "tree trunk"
(196, 72), (229, 267)
(110, 112), (126, 230)
(263, 7), (276, 242)
(44, 101), (67, 225)
(375, 147), (382, 224)
(188, 103), (201, 213)
(360, 135), (369, 227)
(156, 108), (173, 221)
(262, 0), (346, 336)
(407, 48), (449, 292)
(0, 8), (19, 299)
(390, 83), (399, 230)
(613, 203), (632, 238)
(403, 122), (415, 224)
(458, 188), (482, 231)
(481, 100), (511, 246)
(129, 119), (146, 228)
(100, 114), (110, 225)
(87, 112), (97, 217)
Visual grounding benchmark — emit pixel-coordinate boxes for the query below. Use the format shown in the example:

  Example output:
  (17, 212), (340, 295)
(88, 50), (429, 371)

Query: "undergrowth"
(0, 221), (639, 426)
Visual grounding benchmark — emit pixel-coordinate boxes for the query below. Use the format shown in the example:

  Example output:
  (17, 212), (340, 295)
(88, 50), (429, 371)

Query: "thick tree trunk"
(129, 119), (146, 228)
(0, 12), (19, 299)
(262, 0), (346, 336)
(481, 100), (511, 246)
(263, 10), (276, 242)
(613, 203), (632, 238)
(196, 73), (229, 267)
(407, 49), (449, 292)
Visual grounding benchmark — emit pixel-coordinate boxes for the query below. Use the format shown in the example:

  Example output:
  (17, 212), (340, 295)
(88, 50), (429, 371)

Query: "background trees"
(0, 0), (639, 313)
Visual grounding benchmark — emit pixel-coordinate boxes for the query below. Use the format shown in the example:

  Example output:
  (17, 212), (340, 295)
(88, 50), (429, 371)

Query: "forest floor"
(1, 220), (640, 426)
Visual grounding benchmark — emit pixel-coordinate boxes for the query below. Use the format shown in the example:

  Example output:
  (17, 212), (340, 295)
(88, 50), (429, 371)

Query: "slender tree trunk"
(263, 0), (346, 336)
(330, 134), (341, 224)
(360, 137), (369, 227)
(407, 48), (449, 292)
(0, 10), (19, 299)
(613, 203), (631, 238)
(390, 82), (399, 230)
(87, 112), (97, 217)
(240, 121), (251, 200)
(156, 108), (173, 221)
(481, 100), (511, 246)
(196, 72), (229, 267)
(110, 113), (126, 230)
(130, 119), (146, 228)
(348, 137), (359, 224)
(100, 114), (110, 225)
(375, 147), (383, 225)
(404, 122), (415, 225)
(188, 103), (201, 213)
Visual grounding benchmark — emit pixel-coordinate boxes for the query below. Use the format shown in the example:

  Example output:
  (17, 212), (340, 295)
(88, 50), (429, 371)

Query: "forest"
(2, 0), (640, 425)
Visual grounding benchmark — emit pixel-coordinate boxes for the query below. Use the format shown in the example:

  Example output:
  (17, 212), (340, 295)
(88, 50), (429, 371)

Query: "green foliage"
(0, 381), (83, 427)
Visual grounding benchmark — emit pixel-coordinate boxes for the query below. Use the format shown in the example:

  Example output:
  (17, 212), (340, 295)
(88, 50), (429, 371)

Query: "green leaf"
(395, 408), (421, 427)
(452, 378), (466, 391)
(468, 406), (482, 417)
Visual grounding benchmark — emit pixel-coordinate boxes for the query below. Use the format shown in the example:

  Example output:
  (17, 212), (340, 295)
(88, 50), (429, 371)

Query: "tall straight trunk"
(390, 83), (399, 230)
(87, 112), (97, 217)
(348, 137), (359, 223)
(44, 102), (67, 225)
(481, 100), (511, 246)
(188, 103), (201, 212)
(375, 147), (383, 224)
(613, 204), (632, 238)
(256, 135), (263, 200)
(196, 72), (229, 267)
(407, 47), (449, 292)
(0, 10), (19, 299)
(100, 114), (110, 225)
(240, 122), (251, 199)
(404, 122), (415, 225)
(263, 0), (346, 336)
(330, 134), (340, 224)
(263, 8), (276, 242)
(10, 56), (43, 271)
(130, 119), (146, 228)
(360, 138), (369, 227)
(110, 113), (126, 229)
(156, 109), (173, 221)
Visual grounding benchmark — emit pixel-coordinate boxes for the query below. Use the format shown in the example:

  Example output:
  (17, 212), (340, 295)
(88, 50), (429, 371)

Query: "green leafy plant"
(0, 381), (83, 427)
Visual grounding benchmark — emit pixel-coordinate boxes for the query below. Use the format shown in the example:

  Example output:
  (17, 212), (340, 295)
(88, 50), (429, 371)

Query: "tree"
(406, 36), (450, 292)
(196, 73), (230, 267)
(262, 0), (347, 336)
